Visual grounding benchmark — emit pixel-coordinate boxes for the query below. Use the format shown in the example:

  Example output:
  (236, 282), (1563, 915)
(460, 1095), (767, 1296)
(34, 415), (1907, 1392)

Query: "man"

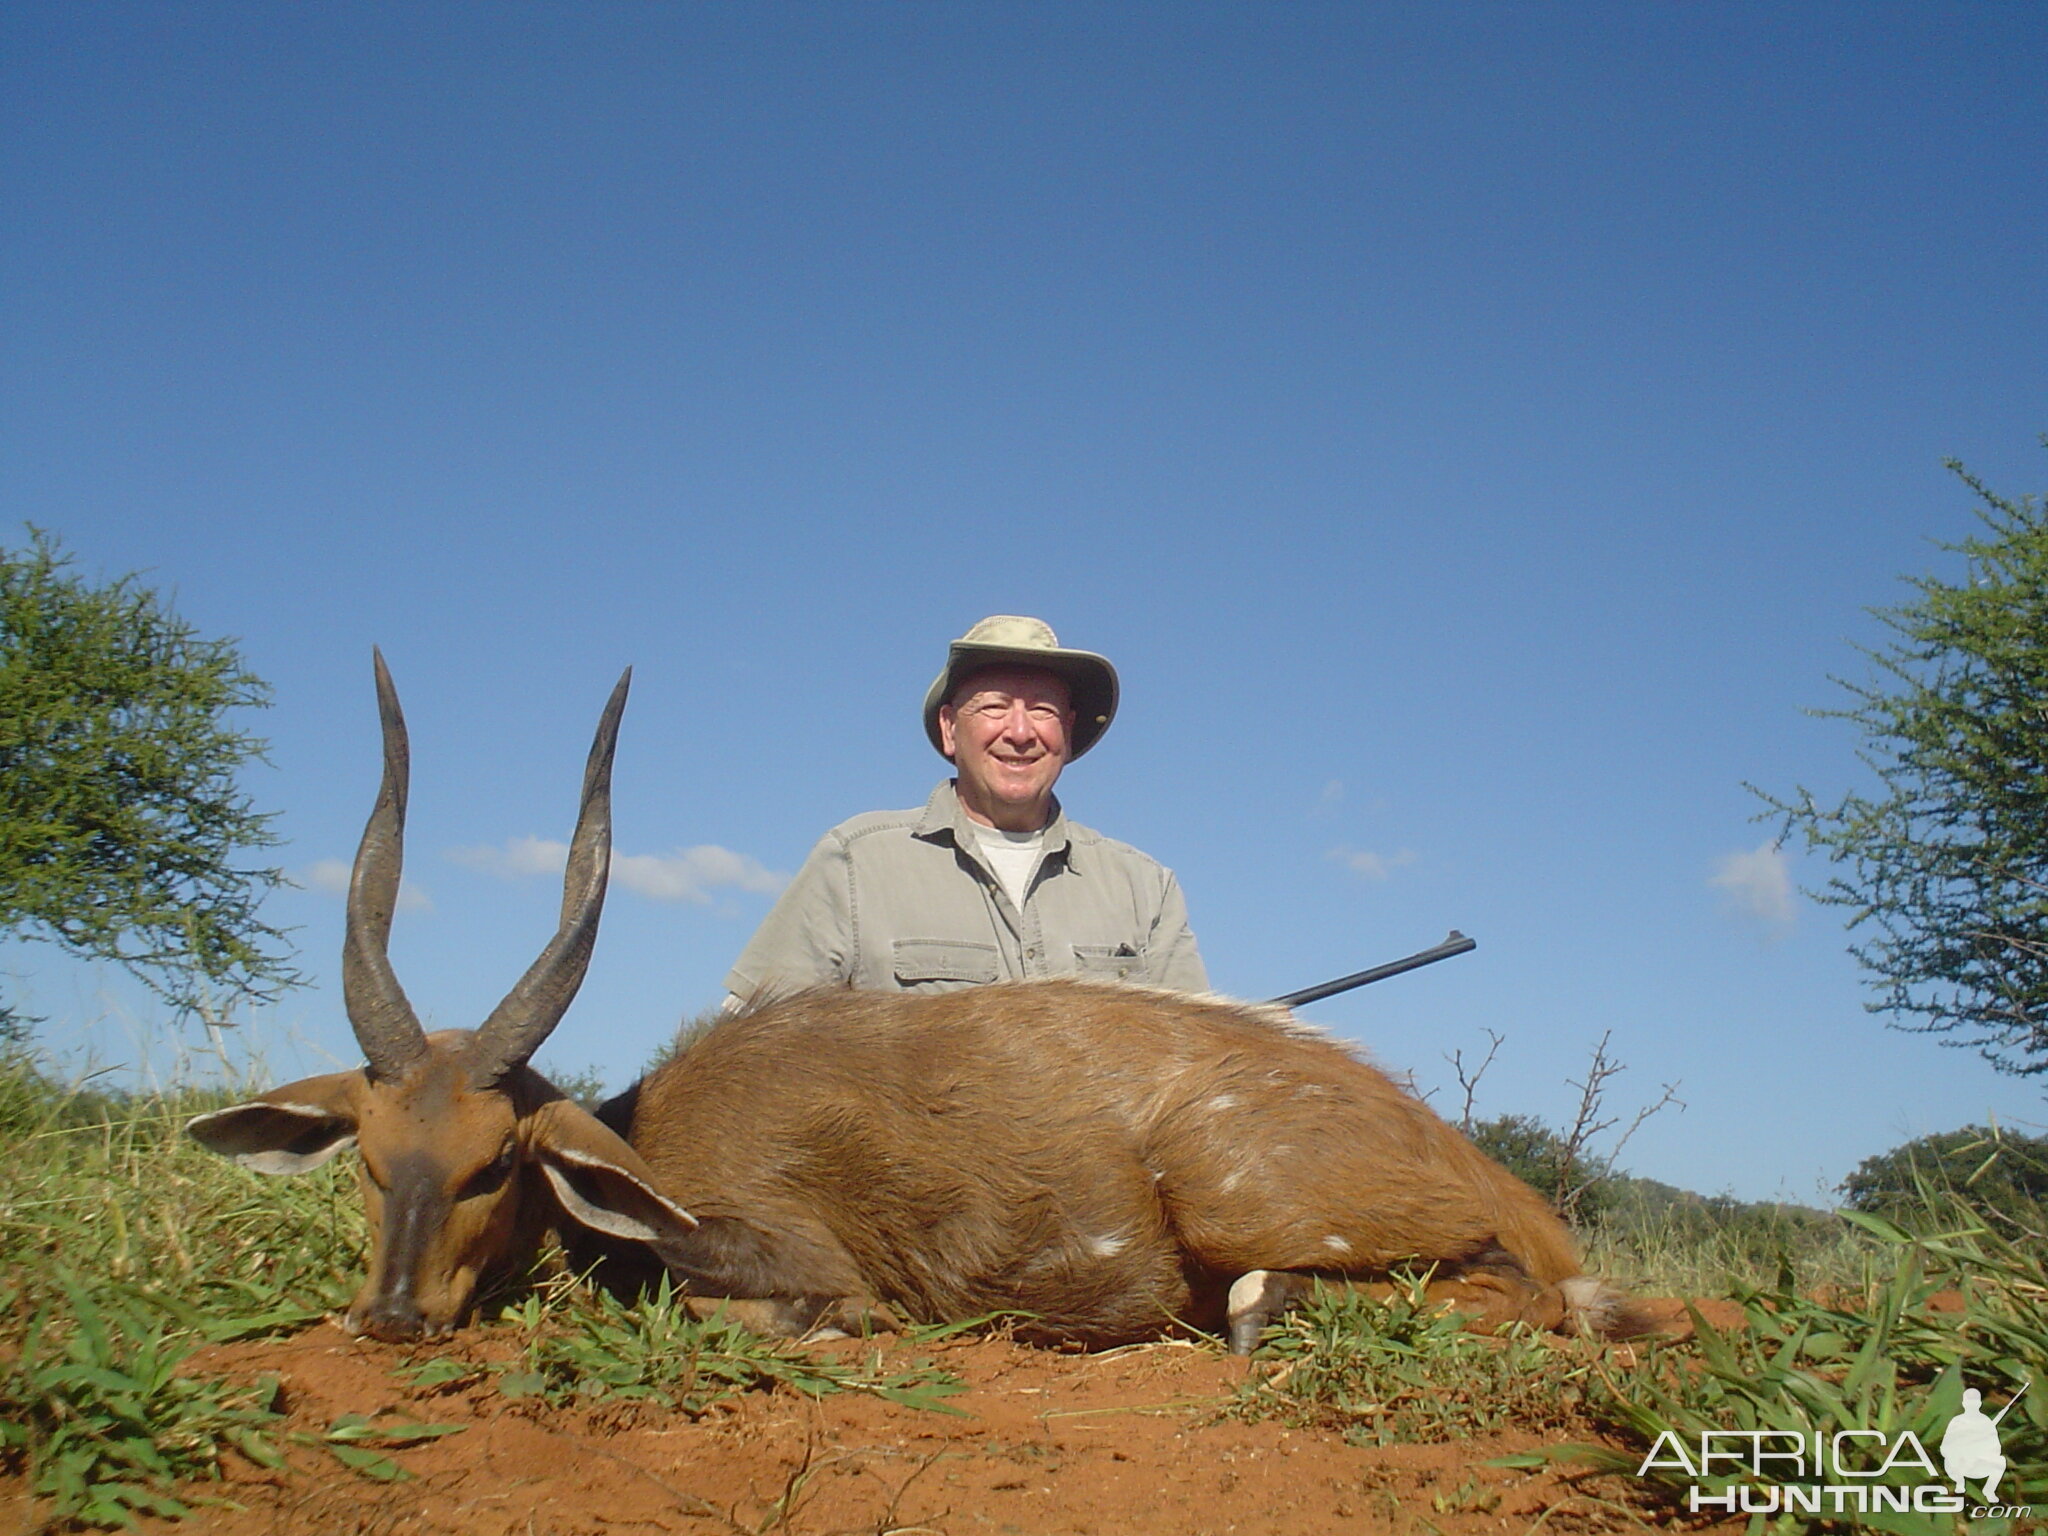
(725, 615), (1207, 1002)
(1940, 1387), (2008, 1502)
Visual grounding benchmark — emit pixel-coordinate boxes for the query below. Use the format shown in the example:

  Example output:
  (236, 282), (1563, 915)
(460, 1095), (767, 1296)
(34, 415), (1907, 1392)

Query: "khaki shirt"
(725, 781), (1207, 1000)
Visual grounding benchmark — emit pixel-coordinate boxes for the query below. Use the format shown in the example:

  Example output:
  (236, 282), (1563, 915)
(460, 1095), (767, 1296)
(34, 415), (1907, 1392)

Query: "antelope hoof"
(1225, 1269), (1303, 1355)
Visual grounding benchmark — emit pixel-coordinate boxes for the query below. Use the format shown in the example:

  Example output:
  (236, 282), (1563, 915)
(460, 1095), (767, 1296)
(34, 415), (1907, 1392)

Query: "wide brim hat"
(922, 615), (1120, 761)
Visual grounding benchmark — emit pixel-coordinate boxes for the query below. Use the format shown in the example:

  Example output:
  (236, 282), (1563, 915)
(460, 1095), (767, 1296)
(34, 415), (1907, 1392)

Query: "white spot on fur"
(1322, 1235), (1353, 1255)
(1218, 1167), (1244, 1194)
(1083, 1232), (1130, 1258)
(1207, 1093), (1240, 1113)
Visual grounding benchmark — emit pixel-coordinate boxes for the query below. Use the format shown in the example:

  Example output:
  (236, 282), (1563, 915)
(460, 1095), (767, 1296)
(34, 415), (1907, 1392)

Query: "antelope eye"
(458, 1143), (518, 1201)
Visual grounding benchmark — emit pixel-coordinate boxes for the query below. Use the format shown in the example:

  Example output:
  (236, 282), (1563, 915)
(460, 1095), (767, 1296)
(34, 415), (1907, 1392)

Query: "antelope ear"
(186, 1071), (364, 1175)
(527, 1098), (699, 1246)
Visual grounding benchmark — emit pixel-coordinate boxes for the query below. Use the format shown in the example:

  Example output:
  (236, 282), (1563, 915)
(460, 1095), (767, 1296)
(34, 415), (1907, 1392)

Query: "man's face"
(939, 666), (1074, 829)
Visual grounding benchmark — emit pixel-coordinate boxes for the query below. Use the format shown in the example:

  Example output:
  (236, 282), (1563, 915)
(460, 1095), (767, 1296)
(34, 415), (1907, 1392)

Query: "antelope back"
(611, 979), (1585, 1337)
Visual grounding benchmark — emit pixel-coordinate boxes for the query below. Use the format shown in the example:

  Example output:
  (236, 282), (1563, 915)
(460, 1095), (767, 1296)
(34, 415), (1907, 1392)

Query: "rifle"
(1990, 1378), (2029, 1426)
(1270, 930), (1476, 1009)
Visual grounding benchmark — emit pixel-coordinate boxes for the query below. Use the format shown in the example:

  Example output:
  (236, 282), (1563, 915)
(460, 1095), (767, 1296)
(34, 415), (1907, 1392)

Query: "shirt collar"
(917, 779), (1075, 861)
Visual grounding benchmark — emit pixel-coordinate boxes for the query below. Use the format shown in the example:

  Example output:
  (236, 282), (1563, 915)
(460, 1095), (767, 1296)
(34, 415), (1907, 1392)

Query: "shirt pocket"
(892, 938), (1001, 989)
(1073, 942), (1147, 983)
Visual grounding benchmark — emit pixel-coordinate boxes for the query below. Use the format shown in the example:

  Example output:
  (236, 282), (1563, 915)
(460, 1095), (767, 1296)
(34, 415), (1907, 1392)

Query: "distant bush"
(1841, 1123), (2048, 1231)
(1467, 1112), (1618, 1226)
(1463, 1102), (1857, 1293)
(538, 1062), (611, 1112)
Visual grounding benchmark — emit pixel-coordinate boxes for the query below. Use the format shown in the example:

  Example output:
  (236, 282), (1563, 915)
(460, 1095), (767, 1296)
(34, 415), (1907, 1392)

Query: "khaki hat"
(922, 615), (1120, 760)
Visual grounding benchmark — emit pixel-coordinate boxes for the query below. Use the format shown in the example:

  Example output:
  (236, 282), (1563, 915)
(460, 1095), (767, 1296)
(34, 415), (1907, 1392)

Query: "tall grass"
(0, 1049), (965, 1528)
(0, 1053), (362, 1330)
(1585, 1194), (1875, 1298)
(1583, 1203), (2047, 1535)
(0, 1051), (362, 1525)
(1236, 1199), (2048, 1535)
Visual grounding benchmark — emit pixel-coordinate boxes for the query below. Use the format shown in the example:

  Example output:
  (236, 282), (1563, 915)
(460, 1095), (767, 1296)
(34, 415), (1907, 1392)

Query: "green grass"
(0, 1052), (966, 1527)
(0, 1054), (357, 1525)
(1565, 1165), (1885, 1298)
(9, 1046), (2048, 1535)
(1229, 1205), (2048, 1535)
(0, 1055), (363, 1331)
(1577, 1205), (2047, 1536)
(478, 1279), (968, 1416)
(1229, 1277), (1599, 1445)
(0, 1275), (287, 1527)
(1584, 1195), (1876, 1300)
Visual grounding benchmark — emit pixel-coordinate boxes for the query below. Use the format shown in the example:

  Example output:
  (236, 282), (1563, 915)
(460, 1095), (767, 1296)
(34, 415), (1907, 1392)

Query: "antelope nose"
(354, 1294), (428, 1341)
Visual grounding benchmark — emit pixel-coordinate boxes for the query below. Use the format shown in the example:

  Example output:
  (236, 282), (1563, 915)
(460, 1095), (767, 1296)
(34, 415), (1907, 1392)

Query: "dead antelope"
(189, 658), (1639, 1350)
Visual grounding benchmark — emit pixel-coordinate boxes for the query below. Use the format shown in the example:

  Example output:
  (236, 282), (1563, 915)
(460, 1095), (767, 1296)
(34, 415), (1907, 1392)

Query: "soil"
(3, 1301), (1745, 1536)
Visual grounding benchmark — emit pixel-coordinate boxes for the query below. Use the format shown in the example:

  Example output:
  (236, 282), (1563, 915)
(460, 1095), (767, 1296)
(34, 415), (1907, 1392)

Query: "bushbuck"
(189, 657), (1636, 1350)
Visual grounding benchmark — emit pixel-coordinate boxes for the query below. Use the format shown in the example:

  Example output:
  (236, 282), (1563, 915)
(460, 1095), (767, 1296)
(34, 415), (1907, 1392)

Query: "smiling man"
(724, 615), (1207, 1003)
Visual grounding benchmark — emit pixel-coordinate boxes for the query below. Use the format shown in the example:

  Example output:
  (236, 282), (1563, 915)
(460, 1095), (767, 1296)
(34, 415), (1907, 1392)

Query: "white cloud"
(297, 858), (433, 912)
(612, 846), (787, 904)
(1326, 845), (1417, 882)
(300, 858), (353, 895)
(1710, 840), (1796, 930)
(1316, 779), (1344, 811)
(448, 835), (570, 880)
(449, 839), (786, 905)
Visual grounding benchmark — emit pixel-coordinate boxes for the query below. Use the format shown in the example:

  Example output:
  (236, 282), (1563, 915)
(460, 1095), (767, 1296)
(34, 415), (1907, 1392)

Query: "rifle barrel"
(1989, 1378), (2029, 1425)
(1270, 931), (1476, 1009)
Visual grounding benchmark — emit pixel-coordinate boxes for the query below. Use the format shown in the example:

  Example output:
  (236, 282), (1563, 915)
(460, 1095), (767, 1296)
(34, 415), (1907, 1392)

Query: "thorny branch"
(1447, 1030), (1505, 1133)
(1555, 1032), (1684, 1223)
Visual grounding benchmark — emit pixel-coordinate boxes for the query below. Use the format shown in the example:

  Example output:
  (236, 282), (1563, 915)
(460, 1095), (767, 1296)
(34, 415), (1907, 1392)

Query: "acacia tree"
(0, 529), (296, 1032)
(1764, 452), (2048, 1078)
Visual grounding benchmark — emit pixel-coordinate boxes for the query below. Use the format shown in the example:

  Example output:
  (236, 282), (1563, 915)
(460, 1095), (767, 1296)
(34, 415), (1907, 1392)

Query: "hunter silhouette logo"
(1941, 1382), (2025, 1503)
(1636, 1378), (2031, 1519)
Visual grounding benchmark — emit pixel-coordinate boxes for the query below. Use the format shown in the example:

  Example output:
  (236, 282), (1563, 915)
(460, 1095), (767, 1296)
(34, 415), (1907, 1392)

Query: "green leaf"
(398, 1356), (476, 1388)
(322, 1443), (411, 1482)
(1757, 456), (2048, 1082)
(871, 1381), (972, 1416)
(0, 526), (297, 1022)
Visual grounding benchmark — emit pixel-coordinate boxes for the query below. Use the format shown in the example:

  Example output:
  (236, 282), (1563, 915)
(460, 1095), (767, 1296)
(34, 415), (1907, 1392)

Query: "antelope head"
(187, 653), (696, 1340)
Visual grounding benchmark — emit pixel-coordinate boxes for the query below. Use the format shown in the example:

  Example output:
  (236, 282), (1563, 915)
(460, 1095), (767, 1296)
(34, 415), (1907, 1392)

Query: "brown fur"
(195, 987), (1630, 1343)
(196, 981), (1627, 1347)
(187, 1031), (690, 1340)
(593, 980), (1608, 1347)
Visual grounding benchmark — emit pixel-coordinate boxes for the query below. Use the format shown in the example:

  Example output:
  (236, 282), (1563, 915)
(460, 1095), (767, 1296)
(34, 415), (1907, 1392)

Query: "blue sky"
(4, 2), (2046, 1203)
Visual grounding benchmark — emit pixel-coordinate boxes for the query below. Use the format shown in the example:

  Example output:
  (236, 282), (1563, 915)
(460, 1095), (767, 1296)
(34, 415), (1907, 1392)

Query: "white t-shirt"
(973, 824), (1046, 909)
